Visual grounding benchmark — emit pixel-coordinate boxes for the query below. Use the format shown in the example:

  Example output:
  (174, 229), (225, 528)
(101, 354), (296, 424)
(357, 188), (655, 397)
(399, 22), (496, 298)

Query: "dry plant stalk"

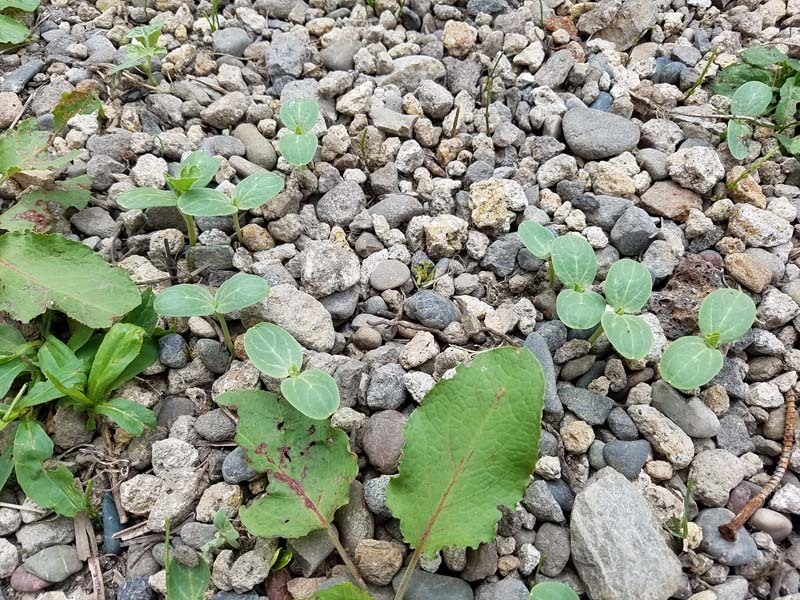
(719, 387), (796, 541)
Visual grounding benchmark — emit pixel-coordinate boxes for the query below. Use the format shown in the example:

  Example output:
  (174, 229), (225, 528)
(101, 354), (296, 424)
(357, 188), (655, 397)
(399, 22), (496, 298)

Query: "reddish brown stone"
(640, 181), (702, 222)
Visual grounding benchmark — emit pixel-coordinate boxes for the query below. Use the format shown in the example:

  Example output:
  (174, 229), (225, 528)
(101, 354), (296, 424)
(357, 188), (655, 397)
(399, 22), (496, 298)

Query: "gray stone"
(689, 450), (746, 507)
(117, 577), (154, 600)
(696, 508), (758, 566)
(51, 406), (93, 448)
(650, 381), (720, 438)
(180, 523), (218, 549)
(233, 123), (277, 170)
(196, 338), (230, 374)
(317, 181), (367, 227)
(364, 475), (392, 520)
(300, 241), (360, 298)
(200, 92), (248, 130)
(562, 108), (640, 160)
(558, 386), (614, 425)
(366, 364), (407, 410)
(70, 207), (120, 238)
(1, 59), (44, 93)
(475, 578), (528, 600)
(378, 56), (446, 93)
(158, 334), (189, 369)
(533, 50), (576, 88)
(212, 28), (251, 57)
(189, 246), (234, 271)
(267, 33), (304, 93)
(320, 39), (360, 71)
(602, 440), (650, 479)
(320, 287), (360, 321)
(522, 480), (565, 523)
(405, 291), (460, 330)
(606, 407), (639, 440)
(288, 527), (335, 577)
(222, 447), (260, 484)
(362, 411), (406, 474)
(335, 481), (375, 554)
(597, 0), (659, 50)
(523, 334), (563, 421)
(610, 206), (656, 256)
(23, 545), (82, 583)
(717, 414), (755, 456)
(195, 408), (236, 442)
(570, 469), (682, 600)
(391, 570), (473, 600)
(370, 260), (411, 291)
(536, 523), (570, 577)
(16, 517), (74, 555)
(577, 194), (633, 231)
(369, 195), (424, 228)
(481, 234), (523, 277)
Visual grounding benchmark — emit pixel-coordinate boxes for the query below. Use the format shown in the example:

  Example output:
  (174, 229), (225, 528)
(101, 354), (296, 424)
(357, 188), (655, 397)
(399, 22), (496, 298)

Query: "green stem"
(394, 547), (422, 600)
(325, 526), (369, 590)
(548, 261), (555, 288)
(215, 313), (235, 357)
(588, 325), (605, 345)
(727, 146), (780, 191)
(182, 213), (197, 247)
(233, 211), (243, 245)
(683, 46), (718, 101)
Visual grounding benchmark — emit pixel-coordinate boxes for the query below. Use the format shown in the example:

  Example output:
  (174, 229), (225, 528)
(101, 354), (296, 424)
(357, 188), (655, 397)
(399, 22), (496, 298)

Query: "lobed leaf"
(529, 582), (580, 600)
(87, 323), (145, 402)
(280, 368), (340, 420)
(53, 89), (103, 134)
(312, 583), (373, 600)
(95, 397), (156, 436)
(550, 233), (596, 289)
(601, 312), (653, 360)
(727, 119), (751, 160)
(214, 273), (270, 314)
(659, 336), (723, 390)
(22, 175), (92, 209)
(556, 289), (605, 330)
(698, 288), (756, 345)
(386, 347), (544, 558)
(731, 81), (773, 117)
(213, 509), (240, 549)
(739, 45), (788, 66)
(518, 220), (555, 260)
(177, 188), (236, 217)
(117, 188), (177, 209)
(232, 171), (284, 210)
(280, 98), (319, 133)
(217, 390), (358, 538)
(280, 132), (318, 166)
(604, 258), (652, 313)
(244, 322), (303, 379)
(154, 284), (216, 317)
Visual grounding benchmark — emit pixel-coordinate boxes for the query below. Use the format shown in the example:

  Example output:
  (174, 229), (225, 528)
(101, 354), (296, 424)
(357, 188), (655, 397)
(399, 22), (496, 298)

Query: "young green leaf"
(739, 45), (788, 66)
(165, 533), (211, 600)
(698, 288), (756, 346)
(177, 188), (236, 217)
(518, 220), (555, 260)
(601, 312), (653, 360)
(154, 284), (216, 317)
(0, 232), (141, 327)
(0, 434), (12, 493)
(53, 89), (103, 134)
(280, 98), (319, 133)
(659, 336), (724, 390)
(603, 258), (652, 313)
(117, 188), (177, 209)
(214, 273), (270, 314)
(12, 418), (53, 462)
(106, 337), (158, 392)
(0, 360), (28, 399)
(37, 336), (88, 400)
(87, 323), (145, 402)
(180, 151), (220, 189)
(123, 288), (159, 336)
(232, 172), (285, 210)
(269, 547), (292, 571)
(244, 322), (303, 378)
(777, 75), (800, 124)
(213, 509), (240, 549)
(727, 119), (751, 160)
(550, 233), (596, 289)
(0, 14), (30, 44)
(386, 347), (544, 558)
(714, 64), (772, 97)
(280, 368), (340, 420)
(94, 397), (156, 436)
(0, 0), (40, 10)
(280, 132), (318, 166)
(312, 583), (373, 600)
(217, 390), (358, 538)
(730, 81), (773, 117)
(556, 289), (605, 330)
(21, 175), (92, 209)
(529, 582), (580, 600)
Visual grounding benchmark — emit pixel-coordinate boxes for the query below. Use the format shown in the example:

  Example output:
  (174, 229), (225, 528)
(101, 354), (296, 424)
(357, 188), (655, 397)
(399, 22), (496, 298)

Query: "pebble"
(696, 508), (759, 566)
(558, 386), (614, 425)
(404, 291), (460, 330)
(370, 260), (411, 291)
(158, 334), (189, 368)
(355, 539), (404, 585)
(222, 447), (260, 484)
(650, 381), (720, 438)
(362, 411), (406, 474)
(602, 440), (651, 479)
(23, 545), (82, 583)
(562, 108), (641, 160)
(627, 405), (694, 469)
(689, 450), (746, 507)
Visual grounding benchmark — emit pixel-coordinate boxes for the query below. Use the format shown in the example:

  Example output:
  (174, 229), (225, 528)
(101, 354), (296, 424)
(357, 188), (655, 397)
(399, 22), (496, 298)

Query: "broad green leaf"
(280, 132), (318, 166)
(13, 418), (52, 462)
(95, 397), (156, 436)
(659, 336), (723, 390)
(87, 323), (145, 402)
(0, 360), (28, 399)
(529, 582), (580, 600)
(0, 233), (141, 327)
(731, 81), (773, 117)
(123, 288), (159, 335)
(776, 75), (800, 125)
(386, 347), (544, 558)
(714, 64), (772, 97)
(280, 98), (319, 133)
(53, 89), (102, 134)
(604, 258), (652, 313)
(727, 119), (751, 160)
(550, 233), (596, 289)
(739, 45), (788, 66)
(0, 0), (39, 11)
(244, 322), (303, 379)
(556, 289), (605, 330)
(67, 323), (95, 351)
(107, 337), (158, 391)
(214, 273), (270, 314)
(0, 433), (12, 493)
(232, 172), (285, 210)
(165, 542), (210, 600)
(21, 175), (92, 209)
(698, 288), (756, 346)
(312, 583), (373, 600)
(0, 195), (61, 233)
(38, 336), (88, 402)
(518, 220), (555, 260)
(601, 312), (653, 360)
(217, 390), (358, 538)
(280, 369), (340, 420)
(0, 324), (25, 354)
(177, 188), (236, 217)
(0, 14), (29, 44)
(0, 119), (49, 178)
(154, 284), (215, 317)
(776, 133), (800, 156)
(179, 150), (220, 190)
(14, 459), (86, 517)
(117, 188), (176, 209)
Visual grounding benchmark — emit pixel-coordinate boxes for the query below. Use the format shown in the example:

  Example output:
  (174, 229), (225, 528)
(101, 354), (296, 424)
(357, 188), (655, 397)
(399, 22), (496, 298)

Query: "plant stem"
(233, 211), (243, 244)
(548, 261), (555, 287)
(394, 547), (422, 600)
(182, 213), (197, 247)
(727, 146), (780, 191)
(683, 46), (718, 101)
(587, 325), (605, 345)
(325, 526), (368, 590)
(215, 312), (235, 357)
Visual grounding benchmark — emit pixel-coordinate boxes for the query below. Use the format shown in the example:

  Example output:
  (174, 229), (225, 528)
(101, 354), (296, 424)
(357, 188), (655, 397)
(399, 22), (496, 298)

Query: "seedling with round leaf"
(279, 98), (320, 166)
(550, 233), (605, 330)
(243, 323), (340, 419)
(153, 273), (270, 355)
(518, 220), (557, 284)
(660, 288), (756, 390)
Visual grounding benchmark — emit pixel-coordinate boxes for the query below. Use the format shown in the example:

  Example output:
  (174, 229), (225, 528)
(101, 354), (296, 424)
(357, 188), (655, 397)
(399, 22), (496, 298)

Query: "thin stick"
(0, 501), (48, 514)
(727, 146), (780, 191)
(215, 312), (235, 357)
(719, 387), (796, 540)
(394, 547), (422, 600)
(325, 526), (368, 590)
(101, 423), (128, 524)
(683, 46), (718, 101)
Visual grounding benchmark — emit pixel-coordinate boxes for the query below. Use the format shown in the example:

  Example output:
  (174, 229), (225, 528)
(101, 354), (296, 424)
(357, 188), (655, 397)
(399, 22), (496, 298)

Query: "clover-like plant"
(660, 289), (756, 390)
(154, 273), (269, 355)
(518, 220), (557, 284)
(726, 80), (773, 159)
(243, 322), (340, 419)
(110, 21), (166, 84)
(279, 99), (319, 166)
(550, 233), (606, 331)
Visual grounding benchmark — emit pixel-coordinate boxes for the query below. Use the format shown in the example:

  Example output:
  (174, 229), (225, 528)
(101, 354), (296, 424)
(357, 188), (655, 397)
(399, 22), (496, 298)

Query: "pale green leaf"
(244, 322), (303, 379)
(603, 258), (652, 313)
(214, 273), (269, 314)
(601, 312), (653, 360)
(550, 233), (596, 289)
(529, 582), (580, 600)
(95, 397), (156, 436)
(217, 390), (358, 538)
(0, 324), (25, 353)
(53, 89), (102, 134)
(698, 288), (756, 345)
(280, 98), (319, 133)
(165, 547), (210, 600)
(0, 0), (39, 12)
(280, 369), (340, 420)
(731, 81), (773, 117)
(556, 289), (605, 330)
(179, 150), (220, 190)
(21, 175), (92, 209)
(727, 119), (751, 160)
(14, 459), (86, 517)
(213, 509), (240, 549)
(177, 188), (236, 217)
(739, 45), (787, 66)
(386, 347), (544, 558)
(0, 434), (12, 493)
(518, 220), (555, 260)
(154, 284), (215, 317)
(87, 323), (145, 402)
(0, 14), (29, 44)
(37, 335), (88, 401)
(279, 132), (318, 166)
(12, 418), (52, 462)
(312, 583), (373, 600)
(232, 172), (284, 210)
(0, 360), (28, 399)
(659, 336), (724, 390)
(0, 195), (60, 232)
(117, 188), (177, 209)
(776, 76), (800, 124)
